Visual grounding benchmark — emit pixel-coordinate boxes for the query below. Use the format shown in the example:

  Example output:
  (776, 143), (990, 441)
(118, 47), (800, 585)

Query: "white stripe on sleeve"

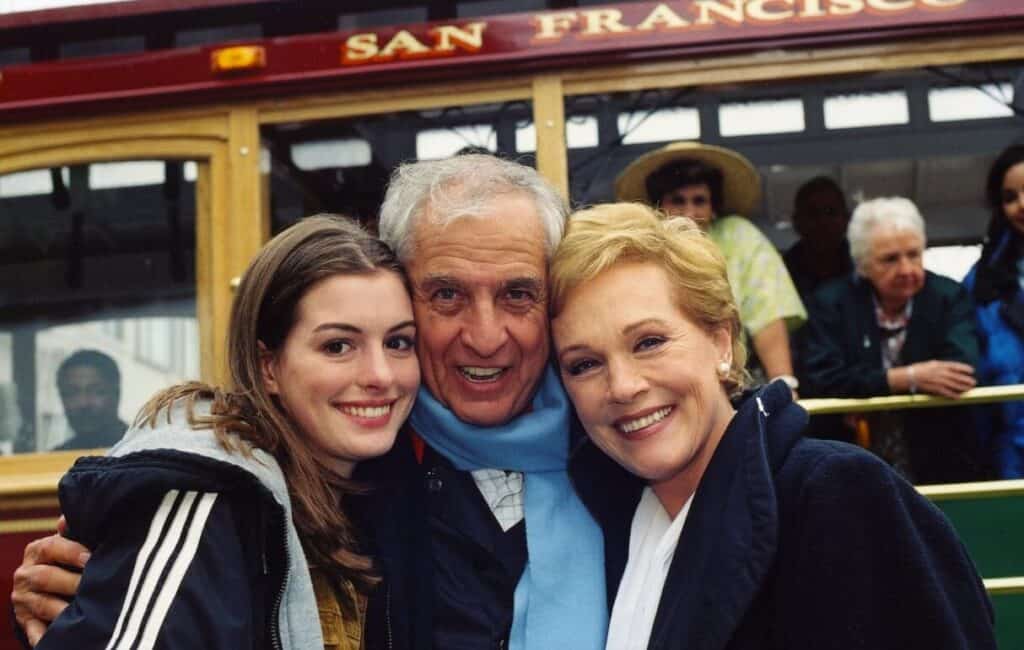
(105, 490), (219, 650)
(105, 489), (182, 650)
(136, 492), (218, 650)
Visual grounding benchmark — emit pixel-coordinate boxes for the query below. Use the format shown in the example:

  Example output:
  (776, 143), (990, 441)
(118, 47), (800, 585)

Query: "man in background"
(53, 349), (127, 451)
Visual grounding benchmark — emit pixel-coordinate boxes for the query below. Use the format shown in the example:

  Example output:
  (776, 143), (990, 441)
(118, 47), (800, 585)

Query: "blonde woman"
(552, 203), (995, 650)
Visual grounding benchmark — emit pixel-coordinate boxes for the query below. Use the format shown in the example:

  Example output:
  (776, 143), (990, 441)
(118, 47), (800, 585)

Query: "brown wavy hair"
(136, 214), (405, 612)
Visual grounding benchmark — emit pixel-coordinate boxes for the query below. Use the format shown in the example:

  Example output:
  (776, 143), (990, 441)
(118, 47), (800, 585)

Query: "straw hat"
(615, 142), (762, 217)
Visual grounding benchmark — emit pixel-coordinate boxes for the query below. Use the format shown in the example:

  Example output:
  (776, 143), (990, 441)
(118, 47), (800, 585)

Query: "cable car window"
(292, 139), (374, 170)
(929, 84), (1015, 122)
(719, 98), (804, 137)
(417, 124), (497, 159)
(516, 115), (595, 152)
(824, 90), (910, 129)
(0, 160), (200, 454)
(618, 107), (700, 145)
(263, 99), (534, 234)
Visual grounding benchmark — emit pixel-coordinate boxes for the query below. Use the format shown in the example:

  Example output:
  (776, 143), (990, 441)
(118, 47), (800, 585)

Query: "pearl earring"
(717, 361), (731, 378)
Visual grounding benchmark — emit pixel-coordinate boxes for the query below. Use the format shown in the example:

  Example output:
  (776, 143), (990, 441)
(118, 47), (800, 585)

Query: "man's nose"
(460, 302), (509, 357)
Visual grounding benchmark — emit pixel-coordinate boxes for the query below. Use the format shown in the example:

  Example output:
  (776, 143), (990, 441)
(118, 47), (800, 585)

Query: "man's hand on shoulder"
(12, 520), (89, 647)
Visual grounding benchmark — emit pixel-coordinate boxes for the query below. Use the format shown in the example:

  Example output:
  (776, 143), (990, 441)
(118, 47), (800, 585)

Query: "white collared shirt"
(471, 469), (525, 532)
(606, 487), (694, 650)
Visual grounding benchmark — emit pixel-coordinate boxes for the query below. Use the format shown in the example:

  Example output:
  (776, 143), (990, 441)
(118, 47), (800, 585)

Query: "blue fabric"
(409, 365), (608, 650)
(965, 259), (1024, 478)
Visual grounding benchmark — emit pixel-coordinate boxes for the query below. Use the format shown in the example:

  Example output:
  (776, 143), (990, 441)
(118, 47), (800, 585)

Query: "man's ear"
(258, 341), (280, 396)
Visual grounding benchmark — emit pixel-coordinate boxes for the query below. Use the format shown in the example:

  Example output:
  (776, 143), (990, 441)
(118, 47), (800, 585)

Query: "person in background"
(616, 142), (805, 394)
(800, 197), (985, 483)
(965, 144), (1024, 478)
(552, 202), (996, 650)
(53, 349), (128, 451)
(783, 176), (853, 301)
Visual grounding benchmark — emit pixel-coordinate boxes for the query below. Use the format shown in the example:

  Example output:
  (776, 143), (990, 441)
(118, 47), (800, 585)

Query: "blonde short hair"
(550, 202), (748, 394)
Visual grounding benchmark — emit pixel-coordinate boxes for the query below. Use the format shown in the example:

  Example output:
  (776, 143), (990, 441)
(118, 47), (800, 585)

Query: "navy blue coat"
(571, 382), (996, 650)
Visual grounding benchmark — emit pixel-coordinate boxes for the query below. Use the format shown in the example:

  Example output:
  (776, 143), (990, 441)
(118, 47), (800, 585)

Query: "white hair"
(378, 154), (568, 263)
(847, 196), (927, 274)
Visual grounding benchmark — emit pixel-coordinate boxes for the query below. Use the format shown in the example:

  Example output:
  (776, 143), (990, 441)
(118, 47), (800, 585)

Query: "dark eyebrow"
(388, 320), (416, 333)
(313, 320), (417, 334)
(313, 323), (362, 334)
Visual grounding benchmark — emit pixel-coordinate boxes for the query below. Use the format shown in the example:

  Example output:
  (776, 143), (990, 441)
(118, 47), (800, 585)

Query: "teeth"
(341, 404), (392, 418)
(619, 407), (672, 434)
(460, 366), (504, 381)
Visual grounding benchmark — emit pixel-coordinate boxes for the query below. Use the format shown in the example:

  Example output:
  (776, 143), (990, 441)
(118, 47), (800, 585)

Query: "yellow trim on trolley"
(0, 517), (59, 535)
(799, 385), (1024, 416)
(983, 577), (1024, 596)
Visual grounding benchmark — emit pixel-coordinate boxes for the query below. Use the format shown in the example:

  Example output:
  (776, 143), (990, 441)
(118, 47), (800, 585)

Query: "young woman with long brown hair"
(31, 214), (431, 650)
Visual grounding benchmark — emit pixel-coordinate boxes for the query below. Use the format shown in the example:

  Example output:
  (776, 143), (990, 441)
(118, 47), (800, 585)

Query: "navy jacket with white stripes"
(33, 402), (432, 650)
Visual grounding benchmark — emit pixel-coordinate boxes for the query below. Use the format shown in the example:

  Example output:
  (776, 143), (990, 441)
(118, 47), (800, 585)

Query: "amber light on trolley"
(210, 45), (267, 74)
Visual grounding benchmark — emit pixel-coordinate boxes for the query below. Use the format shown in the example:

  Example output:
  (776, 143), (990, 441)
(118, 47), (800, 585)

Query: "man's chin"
(448, 400), (523, 428)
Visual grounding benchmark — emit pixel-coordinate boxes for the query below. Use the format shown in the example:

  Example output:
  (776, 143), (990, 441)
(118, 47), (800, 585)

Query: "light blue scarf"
(409, 365), (608, 650)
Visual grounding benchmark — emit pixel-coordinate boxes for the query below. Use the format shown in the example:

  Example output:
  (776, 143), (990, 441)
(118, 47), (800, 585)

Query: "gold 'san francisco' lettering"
(342, 21), (488, 64)
(635, 4), (692, 30)
(534, 11), (578, 40)
(579, 9), (631, 35)
(432, 22), (487, 52)
(343, 1), (973, 66)
(747, 0), (796, 21)
(694, 0), (745, 26)
(798, 0), (828, 17)
(866, 0), (915, 10)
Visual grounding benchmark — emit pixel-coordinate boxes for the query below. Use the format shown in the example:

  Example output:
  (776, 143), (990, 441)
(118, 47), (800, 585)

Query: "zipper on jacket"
(270, 514), (289, 650)
(385, 581), (394, 650)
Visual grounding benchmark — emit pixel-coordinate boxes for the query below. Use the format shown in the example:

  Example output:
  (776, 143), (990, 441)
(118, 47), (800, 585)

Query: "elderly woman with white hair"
(799, 197), (985, 483)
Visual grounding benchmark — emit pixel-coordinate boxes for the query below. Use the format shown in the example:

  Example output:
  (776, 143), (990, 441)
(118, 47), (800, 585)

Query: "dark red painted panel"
(0, 1), (1022, 120)
(0, 516), (60, 650)
(0, 0), (278, 30)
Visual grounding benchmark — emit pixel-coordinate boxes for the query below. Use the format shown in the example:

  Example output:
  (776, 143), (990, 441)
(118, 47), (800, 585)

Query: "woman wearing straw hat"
(617, 142), (805, 392)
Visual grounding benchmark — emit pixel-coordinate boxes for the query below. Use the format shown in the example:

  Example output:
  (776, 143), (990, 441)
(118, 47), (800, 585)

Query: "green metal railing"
(800, 385), (1024, 647)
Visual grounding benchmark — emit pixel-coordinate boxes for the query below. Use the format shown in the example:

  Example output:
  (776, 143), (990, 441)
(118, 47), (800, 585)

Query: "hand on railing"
(887, 360), (976, 400)
(908, 360), (977, 399)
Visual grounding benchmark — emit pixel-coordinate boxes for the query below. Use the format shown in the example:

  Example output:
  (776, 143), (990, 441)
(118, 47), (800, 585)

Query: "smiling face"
(1001, 162), (1024, 236)
(659, 184), (715, 228)
(862, 225), (925, 313)
(553, 262), (735, 502)
(406, 193), (550, 426)
(260, 270), (419, 477)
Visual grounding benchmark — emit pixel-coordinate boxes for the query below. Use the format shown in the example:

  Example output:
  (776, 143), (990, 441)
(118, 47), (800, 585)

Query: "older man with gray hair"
(12, 154), (608, 650)
(376, 154), (606, 649)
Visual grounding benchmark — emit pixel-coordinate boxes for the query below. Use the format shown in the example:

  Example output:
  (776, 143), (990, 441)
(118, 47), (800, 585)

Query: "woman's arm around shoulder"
(773, 441), (996, 650)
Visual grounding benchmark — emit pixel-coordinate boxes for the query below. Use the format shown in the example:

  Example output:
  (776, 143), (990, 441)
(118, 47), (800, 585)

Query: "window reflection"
(262, 99), (535, 234)
(0, 160), (200, 454)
